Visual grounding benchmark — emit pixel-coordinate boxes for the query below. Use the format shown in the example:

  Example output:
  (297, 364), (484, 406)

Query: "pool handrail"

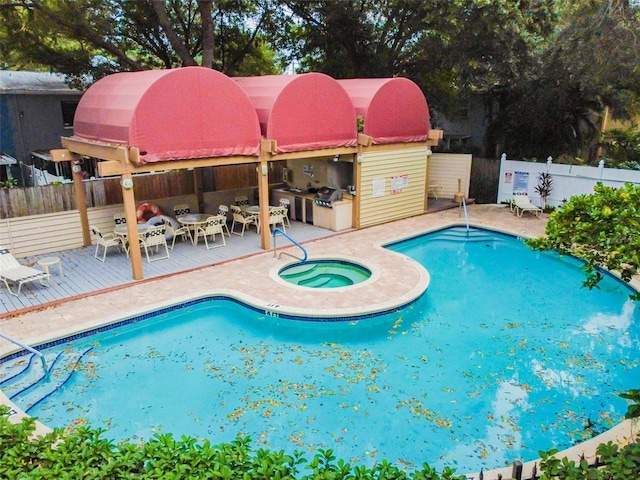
(461, 197), (470, 232)
(272, 228), (308, 262)
(0, 331), (48, 373)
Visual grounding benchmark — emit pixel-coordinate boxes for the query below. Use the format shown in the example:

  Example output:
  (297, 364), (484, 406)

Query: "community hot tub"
(278, 259), (372, 288)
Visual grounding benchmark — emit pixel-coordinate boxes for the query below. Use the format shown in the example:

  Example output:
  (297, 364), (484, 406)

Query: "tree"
(0, 0), (279, 87)
(262, 0), (560, 114)
(527, 182), (640, 301)
(488, 0), (640, 160)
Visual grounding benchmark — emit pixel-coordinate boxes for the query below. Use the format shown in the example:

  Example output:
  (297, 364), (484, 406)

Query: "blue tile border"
(1, 294), (417, 365)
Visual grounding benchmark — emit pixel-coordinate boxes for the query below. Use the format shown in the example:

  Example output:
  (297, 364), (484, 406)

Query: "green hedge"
(1, 406), (639, 479)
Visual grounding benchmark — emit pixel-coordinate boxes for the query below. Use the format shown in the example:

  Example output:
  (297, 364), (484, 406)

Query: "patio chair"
(234, 195), (250, 206)
(511, 191), (542, 218)
(158, 217), (193, 250)
(173, 204), (191, 216)
(278, 198), (291, 227)
(268, 206), (287, 233)
(230, 205), (258, 236)
(138, 225), (170, 262)
(113, 212), (127, 226)
(194, 215), (227, 250)
(0, 246), (50, 296)
(217, 205), (231, 237)
(90, 225), (126, 262)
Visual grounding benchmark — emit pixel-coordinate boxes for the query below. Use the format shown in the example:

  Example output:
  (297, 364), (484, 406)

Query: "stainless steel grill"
(314, 187), (343, 208)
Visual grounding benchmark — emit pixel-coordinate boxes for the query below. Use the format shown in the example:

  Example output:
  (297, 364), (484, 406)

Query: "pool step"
(282, 264), (366, 287)
(428, 227), (504, 244)
(0, 352), (55, 397)
(299, 273), (353, 288)
(4, 347), (93, 413)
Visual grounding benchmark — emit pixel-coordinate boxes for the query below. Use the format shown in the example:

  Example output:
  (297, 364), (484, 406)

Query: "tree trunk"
(149, 0), (197, 66)
(198, 1), (215, 69)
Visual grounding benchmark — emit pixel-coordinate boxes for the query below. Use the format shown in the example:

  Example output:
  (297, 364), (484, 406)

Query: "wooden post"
(193, 168), (204, 213)
(258, 160), (270, 250)
(121, 172), (143, 280)
(71, 163), (91, 247)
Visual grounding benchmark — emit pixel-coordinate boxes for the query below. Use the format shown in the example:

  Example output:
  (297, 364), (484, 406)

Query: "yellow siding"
(359, 147), (427, 227)
(427, 153), (472, 199)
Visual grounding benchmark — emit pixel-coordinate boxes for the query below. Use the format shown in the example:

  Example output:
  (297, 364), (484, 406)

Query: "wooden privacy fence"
(0, 171), (195, 218)
(469, 157), (500, 204)
(0, 163), (278, 219)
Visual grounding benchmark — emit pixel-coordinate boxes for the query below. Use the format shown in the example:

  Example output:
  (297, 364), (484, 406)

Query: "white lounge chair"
(0, 246), (50, 296)
(511, 191), (542, 218)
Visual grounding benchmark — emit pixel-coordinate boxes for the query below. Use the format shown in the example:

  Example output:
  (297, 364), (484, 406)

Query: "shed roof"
(0, 152), (18, 166)
(72, 67), (261, 164)
(0, 71), (81, 95)
(337, 78), (430, 144)
(234, 73), (358, 153)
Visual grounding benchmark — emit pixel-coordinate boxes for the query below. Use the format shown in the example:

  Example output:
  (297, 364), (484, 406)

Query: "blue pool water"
(1, 227), (638, 473)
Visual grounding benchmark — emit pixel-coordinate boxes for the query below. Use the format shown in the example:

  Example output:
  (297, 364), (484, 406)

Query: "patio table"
(177, 214), (211, 245)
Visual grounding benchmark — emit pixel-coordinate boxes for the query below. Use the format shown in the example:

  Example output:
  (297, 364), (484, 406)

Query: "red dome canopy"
(73, 67), (261, 164)
(235, 73), (358, 153)
(338, 78), (430, 144)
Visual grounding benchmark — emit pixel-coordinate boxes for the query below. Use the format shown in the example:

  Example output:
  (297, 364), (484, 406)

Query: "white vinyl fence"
(497, 154), (640, 207)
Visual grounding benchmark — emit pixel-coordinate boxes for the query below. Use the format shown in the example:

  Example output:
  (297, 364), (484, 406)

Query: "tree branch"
(149, 0), (197, 66)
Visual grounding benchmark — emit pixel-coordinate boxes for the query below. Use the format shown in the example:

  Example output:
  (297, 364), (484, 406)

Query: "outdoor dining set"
(90, 196), (290, 263)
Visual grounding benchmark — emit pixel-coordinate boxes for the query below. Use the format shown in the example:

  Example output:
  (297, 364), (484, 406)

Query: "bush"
(2, 405), (639, 479)
(527, 182), (640, 300)
(600, 128), (640, 170)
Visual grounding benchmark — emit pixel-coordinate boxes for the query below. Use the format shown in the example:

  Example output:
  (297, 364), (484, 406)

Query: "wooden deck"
(0, 221), (337, 315)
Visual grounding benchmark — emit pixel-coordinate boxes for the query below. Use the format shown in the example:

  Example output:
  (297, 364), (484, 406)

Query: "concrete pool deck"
(1, 203), (638, 479)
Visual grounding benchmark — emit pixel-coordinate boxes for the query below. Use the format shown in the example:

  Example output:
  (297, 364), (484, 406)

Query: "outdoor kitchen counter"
(272, 188), (353, 230)
(313, 199), (353, 231)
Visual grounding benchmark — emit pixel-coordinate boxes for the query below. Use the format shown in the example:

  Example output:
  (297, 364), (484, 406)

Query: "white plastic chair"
(278, 198), (291, 227)
(113, 212), (127, 226)
(173, 204), (191, 216)
(90, 225), (126, 262)
(194, 215), (227, 249)
(217, 205), (231, 237)
(158, 216), (193, 250)
(230, 205), (258, 236)
(234, 195), (250, 206)
(139, 225), (170, 262)
(268, 206), (287, 233)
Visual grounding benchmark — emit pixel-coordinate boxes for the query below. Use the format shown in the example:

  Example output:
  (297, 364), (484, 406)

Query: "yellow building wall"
(358, 146), (428, 227)
(427, 153), (472, 199)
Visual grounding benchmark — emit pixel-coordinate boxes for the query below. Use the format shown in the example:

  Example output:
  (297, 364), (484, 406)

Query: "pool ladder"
(272, 228), (308, 262)
(0, 331), (48, 373)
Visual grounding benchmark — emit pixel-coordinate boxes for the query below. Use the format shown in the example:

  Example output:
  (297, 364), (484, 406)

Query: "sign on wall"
(504, 171), (513, 184)
(514, 171), (529, 191)
(372, 178), (385, 197)
(390, 174), (409, 194)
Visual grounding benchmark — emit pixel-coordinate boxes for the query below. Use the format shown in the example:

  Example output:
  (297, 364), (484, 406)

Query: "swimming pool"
(1, 226), (638, 473)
